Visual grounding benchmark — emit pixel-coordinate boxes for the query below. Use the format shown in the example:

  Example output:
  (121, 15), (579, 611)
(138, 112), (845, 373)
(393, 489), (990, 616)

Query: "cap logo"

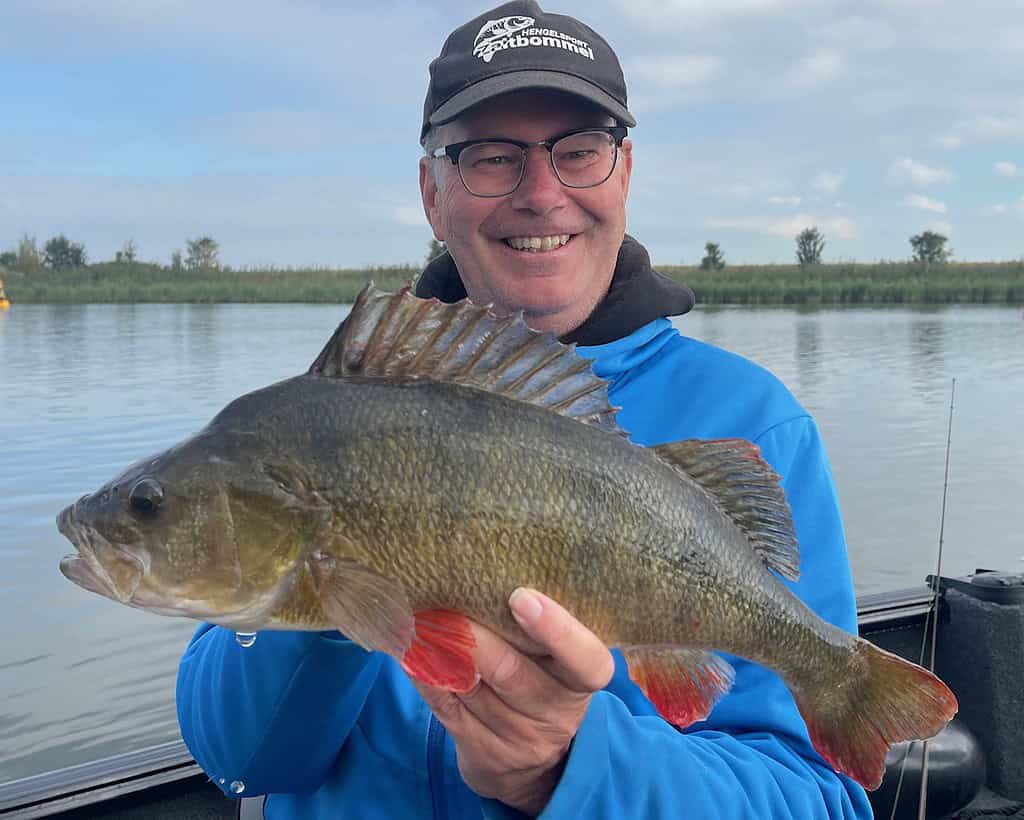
(473, 15), (595, 64)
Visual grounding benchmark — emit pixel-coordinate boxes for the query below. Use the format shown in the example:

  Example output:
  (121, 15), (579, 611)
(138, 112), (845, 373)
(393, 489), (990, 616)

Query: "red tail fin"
(793, 639), (958, 789)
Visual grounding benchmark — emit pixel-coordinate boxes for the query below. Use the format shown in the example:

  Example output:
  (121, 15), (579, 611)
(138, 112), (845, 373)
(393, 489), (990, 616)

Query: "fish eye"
(129, 478), (164, 515)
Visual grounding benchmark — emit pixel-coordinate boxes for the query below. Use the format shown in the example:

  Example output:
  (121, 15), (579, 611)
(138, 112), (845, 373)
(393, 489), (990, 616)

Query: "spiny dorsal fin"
(652, 439), (800, 581)
(309, 283), (625, 436)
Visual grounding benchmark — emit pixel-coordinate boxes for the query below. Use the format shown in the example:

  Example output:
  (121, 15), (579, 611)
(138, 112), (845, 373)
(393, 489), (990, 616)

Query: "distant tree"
(909, 231), (952, 266)
(43, 234), (87, 270)
(426, 238), (446, 264)
(699, 242), (726, 271)
(796, 227), (825, 266)
(0, 250), (15, 269)
(170, 250), (183, 272)
(16, 234), (44, 273)
(185, 236), (220, 270)
(121, 239), (137, 263)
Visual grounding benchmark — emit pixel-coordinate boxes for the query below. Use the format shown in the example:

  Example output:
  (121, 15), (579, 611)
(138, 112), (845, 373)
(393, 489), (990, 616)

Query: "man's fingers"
(508, 588), (614, 693)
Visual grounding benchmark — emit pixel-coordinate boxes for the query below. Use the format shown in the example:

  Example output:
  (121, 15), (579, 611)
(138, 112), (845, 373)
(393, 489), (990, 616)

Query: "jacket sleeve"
(503, 415), (873, 819)
(176, 625), (383, 796)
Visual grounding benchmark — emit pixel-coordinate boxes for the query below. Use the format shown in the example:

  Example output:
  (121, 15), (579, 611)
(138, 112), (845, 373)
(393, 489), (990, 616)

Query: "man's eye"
(477, 155), (514, 166)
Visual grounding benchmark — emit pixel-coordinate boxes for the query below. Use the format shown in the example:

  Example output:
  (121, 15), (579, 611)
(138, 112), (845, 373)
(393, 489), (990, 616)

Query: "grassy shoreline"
(2, 260), (1022, 305)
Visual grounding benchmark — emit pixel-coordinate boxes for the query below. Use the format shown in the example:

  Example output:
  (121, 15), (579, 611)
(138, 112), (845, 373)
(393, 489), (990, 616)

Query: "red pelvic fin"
(401, 609), (478, 692)
(622, 646), (735, 727)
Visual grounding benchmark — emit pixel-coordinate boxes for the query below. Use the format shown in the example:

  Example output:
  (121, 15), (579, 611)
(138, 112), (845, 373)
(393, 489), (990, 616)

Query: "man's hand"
(410, 588), (615, 817)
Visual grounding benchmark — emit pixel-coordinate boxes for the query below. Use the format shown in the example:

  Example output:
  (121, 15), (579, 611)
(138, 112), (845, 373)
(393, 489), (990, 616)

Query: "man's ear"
(419, 157), (446, 241)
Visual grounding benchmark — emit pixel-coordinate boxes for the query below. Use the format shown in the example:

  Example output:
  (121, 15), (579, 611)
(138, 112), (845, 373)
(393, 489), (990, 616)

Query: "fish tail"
(792, 638), (957, 790)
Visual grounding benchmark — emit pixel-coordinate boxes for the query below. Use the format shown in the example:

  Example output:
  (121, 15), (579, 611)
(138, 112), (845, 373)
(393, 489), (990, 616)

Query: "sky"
(1, 0), (1021, 268)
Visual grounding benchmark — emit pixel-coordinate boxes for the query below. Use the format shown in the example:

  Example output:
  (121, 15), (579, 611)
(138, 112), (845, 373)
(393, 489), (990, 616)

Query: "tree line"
(0, 235), (222, 273)
(0, 228), (966, 277)
(699, 229), (953, 271)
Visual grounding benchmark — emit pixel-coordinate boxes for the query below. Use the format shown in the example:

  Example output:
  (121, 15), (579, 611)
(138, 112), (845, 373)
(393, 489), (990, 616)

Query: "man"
(177, 2), (872, 817)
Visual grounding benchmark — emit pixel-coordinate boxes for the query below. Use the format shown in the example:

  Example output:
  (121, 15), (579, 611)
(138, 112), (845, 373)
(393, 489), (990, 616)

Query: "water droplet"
(230, 780), (246, 795)
(235, 632), (257, 648)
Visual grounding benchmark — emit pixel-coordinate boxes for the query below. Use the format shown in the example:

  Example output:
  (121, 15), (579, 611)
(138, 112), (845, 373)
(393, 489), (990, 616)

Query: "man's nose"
(508, 148), (566, 214)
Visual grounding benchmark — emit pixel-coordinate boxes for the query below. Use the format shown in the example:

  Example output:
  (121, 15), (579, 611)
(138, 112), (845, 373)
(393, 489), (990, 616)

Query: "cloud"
(394, 205), (426, 228)
(714, 181), (786, 199)
(787, 48), (843, 87)
(813, 171), (845, 194)
(924, 220), (953, 236)
(767, 195), (801, 206)
(613, 0), (799, 26)
(707, 213), (857, 240)
(940, 106), (1024, 149)
(995, 161), (1019, 178)
(905, 194), (947, 213)
(629, 55), (719, 89)
(191, 110), (349, 154)
(995, 25), (1024, 52)
(889, 158), (954, 186)
(817, 16), (897, 50)
(987, 204), (1008, 215)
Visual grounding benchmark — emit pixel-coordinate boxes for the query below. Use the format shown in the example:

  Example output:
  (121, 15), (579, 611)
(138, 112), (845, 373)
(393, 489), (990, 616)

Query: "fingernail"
(509, 588), (543, 625)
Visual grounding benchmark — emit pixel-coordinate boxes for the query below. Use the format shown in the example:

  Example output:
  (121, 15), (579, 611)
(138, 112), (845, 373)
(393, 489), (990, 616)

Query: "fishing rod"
(888, 378), (956, 820)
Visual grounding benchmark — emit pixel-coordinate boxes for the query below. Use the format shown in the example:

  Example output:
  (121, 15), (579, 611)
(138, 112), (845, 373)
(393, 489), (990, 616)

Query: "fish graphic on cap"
(474, 15), (534, 62)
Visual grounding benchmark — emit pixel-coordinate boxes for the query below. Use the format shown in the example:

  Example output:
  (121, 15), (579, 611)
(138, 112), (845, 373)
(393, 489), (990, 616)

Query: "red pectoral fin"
(400, 610), (479, 693)
(622, 646), (735, 727)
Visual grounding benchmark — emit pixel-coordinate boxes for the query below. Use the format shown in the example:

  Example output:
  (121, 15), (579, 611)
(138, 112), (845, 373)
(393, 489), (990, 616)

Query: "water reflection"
(794, 315), (823, 398)
(909, 316), (947, 403)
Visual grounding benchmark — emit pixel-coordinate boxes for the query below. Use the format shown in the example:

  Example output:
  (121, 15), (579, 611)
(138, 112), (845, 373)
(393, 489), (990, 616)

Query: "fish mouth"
(57, 502), (146, 604)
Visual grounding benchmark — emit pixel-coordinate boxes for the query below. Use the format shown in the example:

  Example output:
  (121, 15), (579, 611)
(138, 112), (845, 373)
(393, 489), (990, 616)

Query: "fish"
(56, 283), (957, 789)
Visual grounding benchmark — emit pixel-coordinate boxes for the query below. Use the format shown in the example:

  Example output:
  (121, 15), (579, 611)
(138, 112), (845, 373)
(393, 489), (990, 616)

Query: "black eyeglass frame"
(430, 125), (628, 197)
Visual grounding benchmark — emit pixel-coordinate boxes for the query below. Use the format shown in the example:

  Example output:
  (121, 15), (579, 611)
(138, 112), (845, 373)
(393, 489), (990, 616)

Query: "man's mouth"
(502, 234), (574, 253)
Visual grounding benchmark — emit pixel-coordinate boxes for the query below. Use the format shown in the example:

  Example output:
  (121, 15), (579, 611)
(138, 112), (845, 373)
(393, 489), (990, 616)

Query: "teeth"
(504, 234), (572, 252)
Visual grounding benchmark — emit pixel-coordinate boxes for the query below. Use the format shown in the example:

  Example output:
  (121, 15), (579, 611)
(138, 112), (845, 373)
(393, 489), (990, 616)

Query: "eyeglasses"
(431, 126), (627, 198)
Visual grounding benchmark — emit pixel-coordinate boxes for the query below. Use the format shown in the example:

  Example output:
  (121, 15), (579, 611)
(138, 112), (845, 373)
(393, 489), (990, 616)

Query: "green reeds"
(2, 263), (419, 304)
(3, 260), (1022, 305)
(664, 261), (1024, 305)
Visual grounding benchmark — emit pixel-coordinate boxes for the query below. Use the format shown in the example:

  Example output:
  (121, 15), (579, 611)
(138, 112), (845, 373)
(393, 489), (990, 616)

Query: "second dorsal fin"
(309, 283), (625, 436)
(652, 439), (800, 581)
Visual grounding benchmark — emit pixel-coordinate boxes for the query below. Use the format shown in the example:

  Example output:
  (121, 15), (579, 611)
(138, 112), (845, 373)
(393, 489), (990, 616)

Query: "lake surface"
(1, 302), (1022, 784)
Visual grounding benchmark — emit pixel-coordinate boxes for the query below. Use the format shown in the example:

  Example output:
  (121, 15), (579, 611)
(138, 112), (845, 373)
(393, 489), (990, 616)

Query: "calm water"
(1, 302), (1022, 784)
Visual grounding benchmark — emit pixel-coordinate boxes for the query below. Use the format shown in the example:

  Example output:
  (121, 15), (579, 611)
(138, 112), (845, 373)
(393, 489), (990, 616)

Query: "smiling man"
(177, 2), (873, 818)
(419, 91), (631, 336)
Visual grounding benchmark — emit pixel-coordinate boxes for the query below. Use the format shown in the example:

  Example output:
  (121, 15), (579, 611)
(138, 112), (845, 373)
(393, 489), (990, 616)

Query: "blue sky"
(1, 0), (1021, 268)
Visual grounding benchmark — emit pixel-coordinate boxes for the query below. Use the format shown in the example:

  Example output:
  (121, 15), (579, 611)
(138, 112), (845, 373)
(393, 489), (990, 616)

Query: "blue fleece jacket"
(176, 318), (872, 819)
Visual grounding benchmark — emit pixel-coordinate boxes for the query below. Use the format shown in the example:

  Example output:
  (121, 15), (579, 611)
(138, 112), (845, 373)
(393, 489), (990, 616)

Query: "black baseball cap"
(421, 0), (636, 144)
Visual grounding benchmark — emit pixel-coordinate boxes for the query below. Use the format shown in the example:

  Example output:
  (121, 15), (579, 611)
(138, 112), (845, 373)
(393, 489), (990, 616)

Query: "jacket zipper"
(427, 713), (449, 819)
